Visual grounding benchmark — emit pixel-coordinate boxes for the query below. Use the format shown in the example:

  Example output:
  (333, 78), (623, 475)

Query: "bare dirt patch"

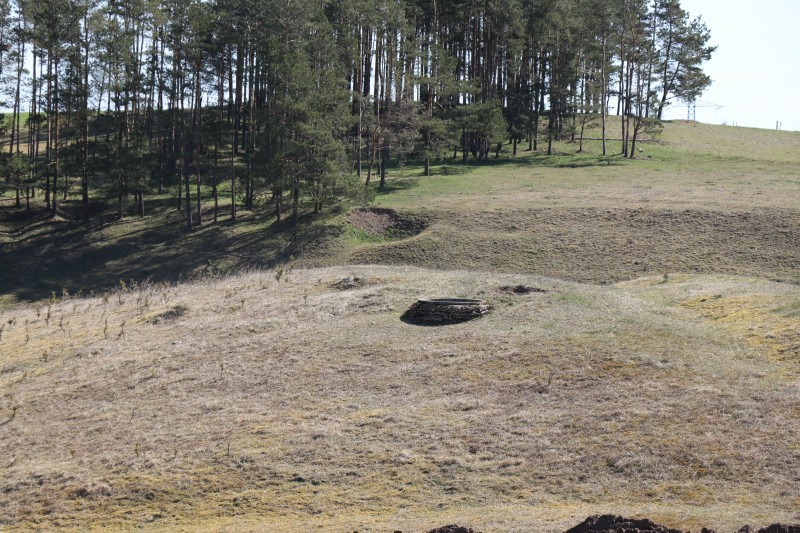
(347, 207), (428, 239)
(498, 284), (548, 295)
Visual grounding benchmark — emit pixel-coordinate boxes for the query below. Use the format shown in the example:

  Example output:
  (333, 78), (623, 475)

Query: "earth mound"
(498, 284), (547, 295)
(347, 207), (427, 239)
(563, 516), (800, 533)
(565, 515), (688, 533)
(415, 518), (800, 533)
(331, 276), (369, 290)
(426, 526), (479, 533)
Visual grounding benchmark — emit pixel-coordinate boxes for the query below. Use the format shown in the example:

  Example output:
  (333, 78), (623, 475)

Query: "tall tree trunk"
(182, 84), (192, 230)
(233, 41), (243, 154)
(29, 41), (38, 209)
(193, 61), (202, 226)
(214, 66), (223, 224)
(156, 29), (165, 193)
(45, 54), (52, 211)
(601, 33), (607, 156)
(246, 44), (256, 209)
(82, 12), (91, 223)
(172, 50), (180, 210)
(9, 25), (23, 207)
(117, 92), (125, 220)
(52, 54), (60, 218)
(355, 26), (364, 177)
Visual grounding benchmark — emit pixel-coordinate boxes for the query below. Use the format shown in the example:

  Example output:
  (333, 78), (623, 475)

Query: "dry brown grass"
(1, 266), (798, 531)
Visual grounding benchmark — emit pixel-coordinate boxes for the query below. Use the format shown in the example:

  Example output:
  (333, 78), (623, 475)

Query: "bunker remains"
(402, 298), (492, 325)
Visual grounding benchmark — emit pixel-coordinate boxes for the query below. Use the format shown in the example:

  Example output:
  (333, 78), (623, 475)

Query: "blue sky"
(660, 0), (800, 131)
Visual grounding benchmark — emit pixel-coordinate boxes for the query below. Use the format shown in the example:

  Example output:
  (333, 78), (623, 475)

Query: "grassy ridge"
(0, 266), (798, 530)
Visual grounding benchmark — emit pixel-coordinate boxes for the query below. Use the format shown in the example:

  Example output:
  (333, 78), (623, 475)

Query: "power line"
(670, 100), (723, 121)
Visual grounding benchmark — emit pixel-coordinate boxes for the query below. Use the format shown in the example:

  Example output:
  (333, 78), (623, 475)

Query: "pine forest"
(0, 0), (714, 226)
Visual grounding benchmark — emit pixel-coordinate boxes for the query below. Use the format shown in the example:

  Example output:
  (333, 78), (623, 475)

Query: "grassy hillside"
(2, 120), (800, 309)
(342, 122), (800, 285)
(1, 266), (798, 531)
(1, 121), (799, 530)
(0, 196), (343, 308)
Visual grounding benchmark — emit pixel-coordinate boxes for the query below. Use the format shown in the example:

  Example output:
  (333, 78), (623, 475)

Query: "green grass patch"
(342, 224), (388, 244)
(556, 292), (591, 305)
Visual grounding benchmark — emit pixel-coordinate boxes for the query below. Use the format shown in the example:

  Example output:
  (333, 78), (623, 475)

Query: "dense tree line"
(0, 0), (713, 226)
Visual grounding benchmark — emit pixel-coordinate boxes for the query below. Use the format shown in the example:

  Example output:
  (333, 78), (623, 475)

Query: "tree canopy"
(0, 0), (714, 223)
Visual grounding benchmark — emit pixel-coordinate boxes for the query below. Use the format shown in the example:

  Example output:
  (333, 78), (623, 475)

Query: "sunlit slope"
(341, 121), (800, 284)
(1, 266), (798, 531)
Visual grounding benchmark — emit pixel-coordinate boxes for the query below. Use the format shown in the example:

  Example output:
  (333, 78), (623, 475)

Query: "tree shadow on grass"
(376, 151), (626, 198)
(480, 150), (627, 169)
(0, 202), (343, 303)
(374, 178), (421, 195)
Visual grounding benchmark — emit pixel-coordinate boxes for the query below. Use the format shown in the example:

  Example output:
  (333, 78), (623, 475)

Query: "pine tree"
(0, 0), (715, 229)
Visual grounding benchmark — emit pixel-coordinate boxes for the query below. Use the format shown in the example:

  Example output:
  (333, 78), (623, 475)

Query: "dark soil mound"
(401, 298), (492, 325)
(498, 284), (547, 295)
(347, 208), (427, 239)
(756, 526), (800, 533)
(412, 518), (800, 533)
(565, 515), (687, 533)
(426, 526), (479, 533)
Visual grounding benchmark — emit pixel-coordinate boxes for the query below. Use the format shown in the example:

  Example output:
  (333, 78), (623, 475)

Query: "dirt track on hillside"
(348, 207), (800, 284)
